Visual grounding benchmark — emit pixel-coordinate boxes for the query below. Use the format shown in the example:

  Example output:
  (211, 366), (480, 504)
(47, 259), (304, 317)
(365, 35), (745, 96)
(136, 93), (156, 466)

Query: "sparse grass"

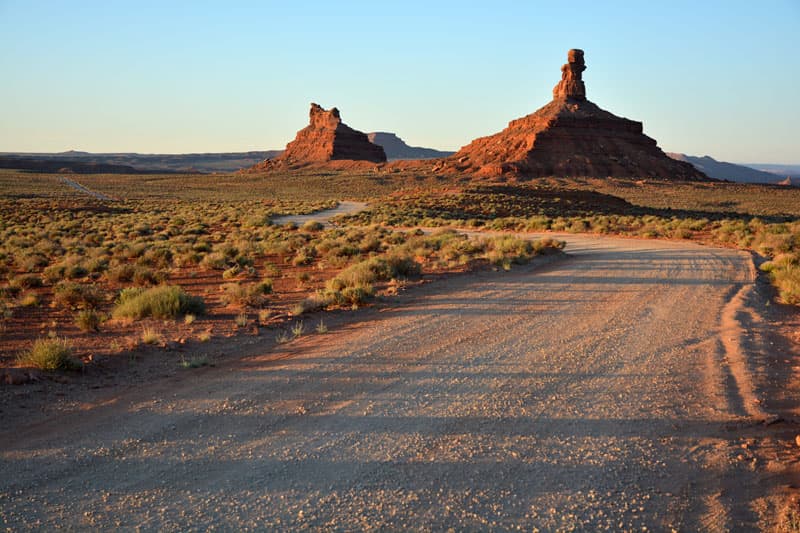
(113, 285), (205, 320)
(291, 321), (305, 338)
(18, 338), (81, 370)
(276, 330), (291, 344)
(315, 319), (328, 334)
(140, 328), (162, 345)
(180, 355), (211, 369)
(184, 313), (196, 325)
(234, 312), (248, 327)
(258, 309), (272, 324)
(75, 309), (102, 332)
(198, 331), (212, 342)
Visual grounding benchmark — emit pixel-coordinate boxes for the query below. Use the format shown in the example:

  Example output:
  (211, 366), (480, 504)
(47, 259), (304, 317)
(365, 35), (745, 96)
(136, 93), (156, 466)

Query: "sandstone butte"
(444, 49), (709, 180)
(252, 103), (386, 170)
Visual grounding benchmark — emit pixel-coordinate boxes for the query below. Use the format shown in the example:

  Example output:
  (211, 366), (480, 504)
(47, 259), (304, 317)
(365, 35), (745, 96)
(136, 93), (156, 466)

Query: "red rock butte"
(267, 103), (386, 167)
(448, 49), (708, 180)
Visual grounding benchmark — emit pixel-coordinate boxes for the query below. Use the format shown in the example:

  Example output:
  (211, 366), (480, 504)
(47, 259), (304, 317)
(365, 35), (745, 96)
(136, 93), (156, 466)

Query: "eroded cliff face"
(448, 49), (708, 180)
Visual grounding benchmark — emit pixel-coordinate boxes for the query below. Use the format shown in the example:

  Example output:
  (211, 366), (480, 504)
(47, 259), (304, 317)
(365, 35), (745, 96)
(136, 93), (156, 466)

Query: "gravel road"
(271, 201), (367, 227)
(0, 235), (782, 530)
(60, 177), (115, 201)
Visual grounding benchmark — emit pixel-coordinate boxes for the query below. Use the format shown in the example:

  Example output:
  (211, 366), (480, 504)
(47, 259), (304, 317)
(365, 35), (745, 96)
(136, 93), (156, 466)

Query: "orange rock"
(449, 50), (709, 181)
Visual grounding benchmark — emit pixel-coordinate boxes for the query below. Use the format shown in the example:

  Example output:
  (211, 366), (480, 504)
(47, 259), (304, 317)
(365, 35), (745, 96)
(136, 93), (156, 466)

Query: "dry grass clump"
(220, 279), (272, 308)
(18, 338), (82, 371)
(140, 327), (162, 345)
(761, 254), (800, 305)
(112, 285), (205, 320)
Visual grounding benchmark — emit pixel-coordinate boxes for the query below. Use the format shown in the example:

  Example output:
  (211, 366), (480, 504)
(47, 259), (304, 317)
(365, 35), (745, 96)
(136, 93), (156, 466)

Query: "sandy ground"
(1, 234), (798, 530)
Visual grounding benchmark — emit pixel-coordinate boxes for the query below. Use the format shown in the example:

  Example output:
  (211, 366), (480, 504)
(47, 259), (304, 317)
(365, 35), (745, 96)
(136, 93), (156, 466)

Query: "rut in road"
(0, 235), (773, 530)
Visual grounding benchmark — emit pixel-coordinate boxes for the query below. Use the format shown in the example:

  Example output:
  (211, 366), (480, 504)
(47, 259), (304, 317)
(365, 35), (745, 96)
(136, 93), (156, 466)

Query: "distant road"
(271, 201), (367, 227)
(60, 176), (115, 201)
(0, 234), (778, 530)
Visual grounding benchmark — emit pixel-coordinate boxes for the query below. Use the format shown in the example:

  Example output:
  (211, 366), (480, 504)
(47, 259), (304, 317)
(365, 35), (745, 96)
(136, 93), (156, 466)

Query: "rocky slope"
(445, 49), (708, 180)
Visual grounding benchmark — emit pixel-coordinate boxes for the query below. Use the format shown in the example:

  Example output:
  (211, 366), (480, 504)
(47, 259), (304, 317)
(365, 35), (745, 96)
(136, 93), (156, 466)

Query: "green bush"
(18, 338), (82, 370)
(112, 285), (205, 320)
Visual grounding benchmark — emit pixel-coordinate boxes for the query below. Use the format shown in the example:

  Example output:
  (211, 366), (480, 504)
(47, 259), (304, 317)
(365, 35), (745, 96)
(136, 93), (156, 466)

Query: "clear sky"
(1, 0), (798, 164)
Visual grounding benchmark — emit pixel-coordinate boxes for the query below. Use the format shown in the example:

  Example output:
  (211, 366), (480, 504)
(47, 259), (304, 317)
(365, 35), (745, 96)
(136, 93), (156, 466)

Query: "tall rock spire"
(552, 49), (587, 101)
(448, 49), (709, 180)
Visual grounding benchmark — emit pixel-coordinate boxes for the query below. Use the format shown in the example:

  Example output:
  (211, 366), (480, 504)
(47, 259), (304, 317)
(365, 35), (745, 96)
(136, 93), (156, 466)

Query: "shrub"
(53, 282), (105, 309)
(75, 309), (102, 332)
(113, 285), (205, 320)
(221, 282), (269, 308)
(10, 274), (43, 289)
(222, 265), (241, 279)
(20, 293), (40, 307)
(106, 264), (135, 283)
(18, 338), (82, 370)
(302, 220), (325, 232)
(65, 265), (88, 279)
(291, 294), (328, 315)
(43, 264), (68, 283)
(201, 252), (229, 270)
(255, 278), (273, 294)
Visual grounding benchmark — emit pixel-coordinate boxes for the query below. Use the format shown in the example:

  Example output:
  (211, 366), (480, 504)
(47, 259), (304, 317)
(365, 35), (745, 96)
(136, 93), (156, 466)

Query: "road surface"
(1, 234), (781, 530)
(271, 201), (367, 227)
(60, 177), (115, 201)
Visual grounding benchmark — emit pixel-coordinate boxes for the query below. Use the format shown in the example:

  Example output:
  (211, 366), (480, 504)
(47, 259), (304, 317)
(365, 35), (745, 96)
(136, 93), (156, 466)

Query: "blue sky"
(1, 1), (798, 163)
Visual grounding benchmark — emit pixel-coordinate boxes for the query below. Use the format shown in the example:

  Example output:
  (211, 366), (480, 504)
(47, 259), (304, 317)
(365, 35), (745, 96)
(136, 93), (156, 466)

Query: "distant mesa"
(447, 49), (708, 180)
(259, 103), (386, 169)
(666, 153), (787, 184)
(367, 132), (454, 160)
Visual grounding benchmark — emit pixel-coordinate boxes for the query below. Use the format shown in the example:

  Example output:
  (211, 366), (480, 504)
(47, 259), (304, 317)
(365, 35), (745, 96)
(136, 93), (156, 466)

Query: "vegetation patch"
(112, 285), (205, 320)
(18, 338), (82, 371)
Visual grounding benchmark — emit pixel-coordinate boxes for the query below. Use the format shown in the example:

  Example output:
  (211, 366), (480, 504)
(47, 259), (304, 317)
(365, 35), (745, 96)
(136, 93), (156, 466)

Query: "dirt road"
(271, 201), (367, 227)
(0, 235), (792, 530)
(60, 177), (115, 201)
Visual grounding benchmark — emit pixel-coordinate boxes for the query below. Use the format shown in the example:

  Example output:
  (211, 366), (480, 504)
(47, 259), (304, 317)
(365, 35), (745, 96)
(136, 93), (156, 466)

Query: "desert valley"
(2, 18), (800, 530)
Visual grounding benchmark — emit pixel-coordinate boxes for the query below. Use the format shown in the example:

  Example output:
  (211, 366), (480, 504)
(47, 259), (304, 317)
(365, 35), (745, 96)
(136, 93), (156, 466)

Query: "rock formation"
(552, 48), (587, 101)
(367, 132), (454, 160)
(448, 49), (708, 180)
(271, 103), (386, 165)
